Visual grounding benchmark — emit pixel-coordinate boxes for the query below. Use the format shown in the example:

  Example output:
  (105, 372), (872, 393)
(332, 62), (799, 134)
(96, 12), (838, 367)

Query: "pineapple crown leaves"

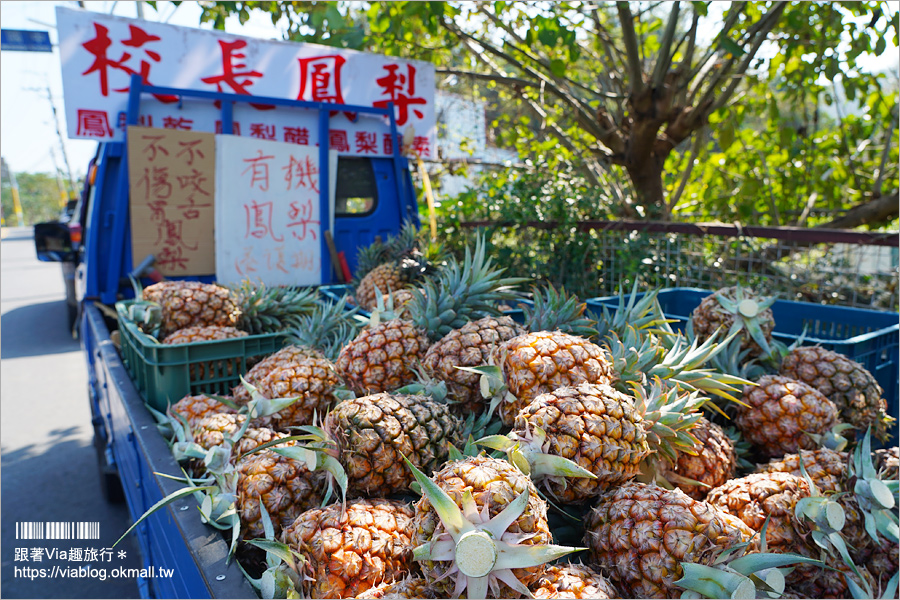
(712, 284), (777, 357)
(676, 517), (823, 600)
(802, 423), (854, 453)
(286, 296), (360, 359)
(631, 378), (706, 464)
(236, 378), (303, 422)
(595, 280), (675, 342)
(643, 328), (754, 407)
(403, 456), (584, 600)
(722, 425), (755, 470)
(406, 234), (529, 340)
(522, 284), (598, 339)
(231, 280), (320, 335)
(849, 428), (900, 545)
(475, 423), (598, 483)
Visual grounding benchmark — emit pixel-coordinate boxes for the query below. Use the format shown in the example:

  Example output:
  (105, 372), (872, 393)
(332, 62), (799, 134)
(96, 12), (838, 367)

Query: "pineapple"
(529, 563), (620, 599)
(144, 281), (241, 337)
(759, 447), (849, 493)
(354, 223), (442, 311)
(409, 455), (581, 599)
(320, 393), (465, 497)
(169, 394), (236, 430)
(779, 345), (893, 441)
(690, 284), (776, 357)
(874, 446), (899, 480)
(705, 471), (811, 554)
(162, 325), (248, 344)
(420, 314), (525, 414)
(336, 235), (524, 395)
(663, 416), (738, 500)
(242, 356), (342, 431)
(735, 375), (840, 458)
(355, 577), (437, 599)
(422, 285), (595, 417)
(492, 331), (612, 426)
(583, 481), (755, 598)
(481, 380), (705, 503)
(236, 448), (327, 540)
(280, 499), (416, 599)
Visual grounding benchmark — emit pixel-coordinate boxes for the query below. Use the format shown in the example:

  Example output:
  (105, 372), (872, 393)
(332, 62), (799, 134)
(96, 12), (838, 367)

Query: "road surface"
(1, 226), (140, 599)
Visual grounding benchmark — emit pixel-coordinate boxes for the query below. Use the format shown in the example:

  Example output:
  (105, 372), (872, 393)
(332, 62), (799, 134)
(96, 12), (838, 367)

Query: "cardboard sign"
(55, 7), (436, 158)
(215, 135), (336, 287)
(127, 126), (216, 276)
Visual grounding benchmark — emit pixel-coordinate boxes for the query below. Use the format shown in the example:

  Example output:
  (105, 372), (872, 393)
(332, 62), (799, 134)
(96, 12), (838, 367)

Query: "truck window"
(335, 158), (377, 216)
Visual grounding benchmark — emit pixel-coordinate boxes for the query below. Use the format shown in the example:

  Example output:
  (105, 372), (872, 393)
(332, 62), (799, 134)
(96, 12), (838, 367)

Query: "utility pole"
(1, 157), (26, 227)
(46, 85), (78, 198)
(50, 147), (69, 208)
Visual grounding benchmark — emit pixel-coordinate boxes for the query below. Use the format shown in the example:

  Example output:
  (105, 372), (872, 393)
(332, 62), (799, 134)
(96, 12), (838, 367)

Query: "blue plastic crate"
(587, 287), (899, 441)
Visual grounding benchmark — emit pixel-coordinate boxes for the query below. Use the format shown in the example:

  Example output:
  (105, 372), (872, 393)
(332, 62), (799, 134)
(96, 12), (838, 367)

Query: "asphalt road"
(1, 227), (140, 599)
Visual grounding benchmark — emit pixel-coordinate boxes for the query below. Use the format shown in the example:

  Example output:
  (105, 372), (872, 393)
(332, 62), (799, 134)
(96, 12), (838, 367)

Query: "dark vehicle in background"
(34, 153), (98, 330)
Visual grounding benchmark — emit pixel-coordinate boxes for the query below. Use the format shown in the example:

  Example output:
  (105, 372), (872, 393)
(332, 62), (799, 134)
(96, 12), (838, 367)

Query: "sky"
(0, 1), (292, 182)
(1, 1), (898, 184)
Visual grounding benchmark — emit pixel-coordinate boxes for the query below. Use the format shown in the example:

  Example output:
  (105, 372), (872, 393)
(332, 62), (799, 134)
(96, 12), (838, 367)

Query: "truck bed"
(86, 303), (256, 599)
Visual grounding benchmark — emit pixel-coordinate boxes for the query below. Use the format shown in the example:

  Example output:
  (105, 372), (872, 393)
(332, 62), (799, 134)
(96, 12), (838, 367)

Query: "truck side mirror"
(34, 221), (77, 262)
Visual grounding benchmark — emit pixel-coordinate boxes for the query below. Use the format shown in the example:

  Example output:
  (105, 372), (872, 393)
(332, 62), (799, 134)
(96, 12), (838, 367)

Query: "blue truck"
(34, 77), (419, 598)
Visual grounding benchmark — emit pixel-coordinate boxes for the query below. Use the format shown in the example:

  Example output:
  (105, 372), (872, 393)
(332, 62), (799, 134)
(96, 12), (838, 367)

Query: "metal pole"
(2, 157), (26, 227)
(136, 1), (145, 19)
(46, 86), (78, 198)
(50, 148), (69, 208)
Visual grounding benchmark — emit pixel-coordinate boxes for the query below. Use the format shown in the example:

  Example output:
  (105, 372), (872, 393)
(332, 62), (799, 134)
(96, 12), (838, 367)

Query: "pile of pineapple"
(135, 226), (898, 600)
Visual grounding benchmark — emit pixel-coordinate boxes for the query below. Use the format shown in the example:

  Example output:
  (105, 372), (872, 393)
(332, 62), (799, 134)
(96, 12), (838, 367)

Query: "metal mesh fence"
(463, 220), (899, 310)
(593, 229), (898, 310)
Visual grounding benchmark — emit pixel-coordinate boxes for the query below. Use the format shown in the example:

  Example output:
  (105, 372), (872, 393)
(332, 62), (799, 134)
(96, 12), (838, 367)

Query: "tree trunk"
(625, 154), (667, 219)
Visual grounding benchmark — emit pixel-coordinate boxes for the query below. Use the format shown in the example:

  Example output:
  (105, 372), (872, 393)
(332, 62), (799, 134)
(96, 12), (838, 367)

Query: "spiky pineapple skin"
(690, 286), (774, 357)
(496, 331), (612, 426)
(232, 344), (324, 402)
(236, 449), (326, 540)
(735, 375), (839, 458)
(874, 446), (899, 479)
(422, 315), (525, 413)
(787, 549), (879, 599)
(247, 356), (341, 431)
(169, 394), (236, 430)
(584, 482), (754, 599)
(326, 393), (464, 497)
(354, 577), (437, 599)
(162, 325), (248, 344)
(413, 456), (553, 597)
(514, 383), (650, 502)
(192, 413), (291, 459)
(758, 448), (849, 493)
(281, 498), (416, 599)
(357, 263), (409, 311)
(779, 345), (890, 439)
(530, 563), (620, 599)
(705, 471), (811, 554)
(150, 281), (241, 337)
(665, 416), (737, 500)
(335, 319), (431, 395)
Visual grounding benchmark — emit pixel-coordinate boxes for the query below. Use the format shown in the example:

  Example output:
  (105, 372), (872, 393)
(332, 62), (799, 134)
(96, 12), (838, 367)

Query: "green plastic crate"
(116, 301), (290, 411)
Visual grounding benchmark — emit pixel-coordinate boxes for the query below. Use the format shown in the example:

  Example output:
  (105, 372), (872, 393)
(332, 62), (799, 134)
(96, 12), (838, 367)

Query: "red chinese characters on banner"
(81, 23), (177, 103)
(128, 128), (215, 273)
(284, 127), (310, 145)
(283, 155), (320, 193)
(242, 150), (274, 191)
(297, 55), (346, 104)
(355, 132), (377, 154)
(244, 200), (284, 242)
(77, 109), (113, 137)
(286, 198), (320, 242)
(373, 64), (426, 126)
(329, 130), (349, 152)
(201, 40), (274, 110)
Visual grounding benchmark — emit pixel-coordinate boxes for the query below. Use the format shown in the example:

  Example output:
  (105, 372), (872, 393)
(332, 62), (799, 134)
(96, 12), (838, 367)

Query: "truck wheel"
(67, 302), (78, 333)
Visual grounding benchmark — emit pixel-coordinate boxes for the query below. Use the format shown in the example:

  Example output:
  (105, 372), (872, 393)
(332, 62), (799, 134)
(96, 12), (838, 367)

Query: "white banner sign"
(56, 7), (436, 158)
(215, 135), (336, 287)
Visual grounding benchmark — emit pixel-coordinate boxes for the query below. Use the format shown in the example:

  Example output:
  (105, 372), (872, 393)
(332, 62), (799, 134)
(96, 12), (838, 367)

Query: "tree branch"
(874, 105), (896, 197)
(616, 2), (646, 97)
(651, 1), (681, 88)
(667, 125), (705, 217)
(820, 191), (900, 229)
